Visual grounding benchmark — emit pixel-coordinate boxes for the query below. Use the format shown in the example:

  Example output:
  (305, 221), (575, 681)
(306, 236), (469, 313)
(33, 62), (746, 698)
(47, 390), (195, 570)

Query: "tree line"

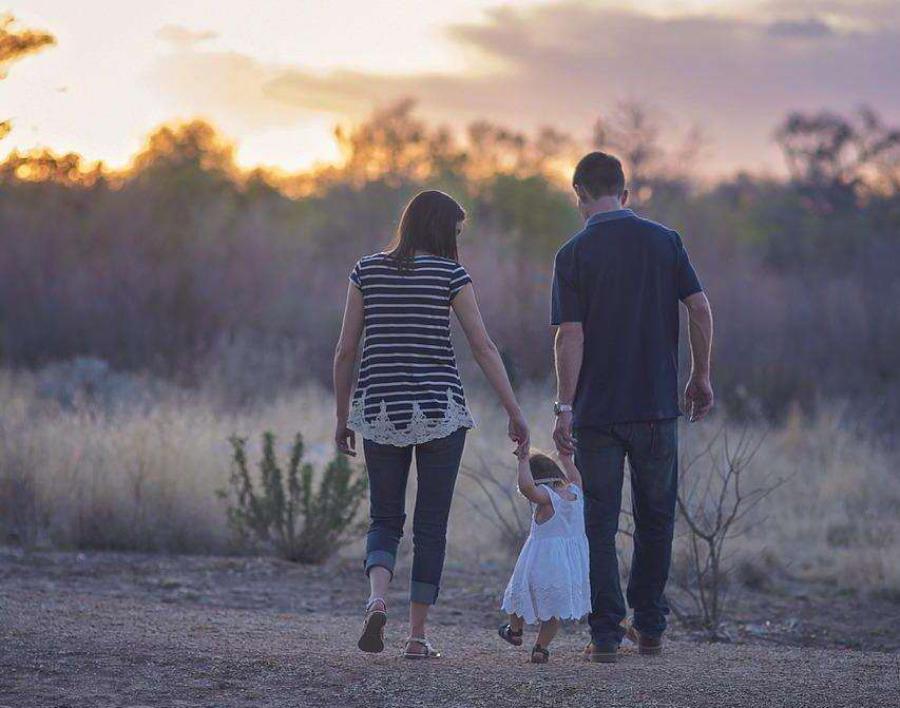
(1, 15), (898, 431)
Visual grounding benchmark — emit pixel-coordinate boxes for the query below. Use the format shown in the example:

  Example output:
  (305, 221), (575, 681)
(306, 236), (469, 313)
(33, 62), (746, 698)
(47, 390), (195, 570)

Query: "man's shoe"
(583, 641), (619, 663)
(625, 623), (663, 656)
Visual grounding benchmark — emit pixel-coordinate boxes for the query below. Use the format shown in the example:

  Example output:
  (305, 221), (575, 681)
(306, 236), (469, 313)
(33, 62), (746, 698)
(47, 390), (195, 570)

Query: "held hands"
(514, 441), (530, 461)
(335, 418), (357, 456)
(684, 374), (714, 422)
(508, 410), (530, 458)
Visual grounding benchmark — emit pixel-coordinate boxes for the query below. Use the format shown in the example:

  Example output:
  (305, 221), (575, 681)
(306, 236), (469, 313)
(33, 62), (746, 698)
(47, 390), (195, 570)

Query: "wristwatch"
(553, 401), (573, 416)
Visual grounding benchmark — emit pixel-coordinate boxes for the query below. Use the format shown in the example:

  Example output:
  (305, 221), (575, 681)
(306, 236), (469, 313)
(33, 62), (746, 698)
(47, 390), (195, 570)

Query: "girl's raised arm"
(516, 450), (552, 505)
(558, 453), (583, 488)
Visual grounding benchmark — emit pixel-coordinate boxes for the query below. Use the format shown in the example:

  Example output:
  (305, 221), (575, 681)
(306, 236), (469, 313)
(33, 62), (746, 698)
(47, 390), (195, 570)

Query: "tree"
(0, 14), (56, 140)
(593, 101), (702, 203)
(0, 148), (103, 186)
(130, 119), (237, 176)
(775, 106), (900, 208)
(334, 99), (465, 185)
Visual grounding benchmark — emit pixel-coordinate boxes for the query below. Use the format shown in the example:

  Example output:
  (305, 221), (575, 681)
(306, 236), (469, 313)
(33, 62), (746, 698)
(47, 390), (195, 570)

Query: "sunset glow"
(4, 0), (899, 174)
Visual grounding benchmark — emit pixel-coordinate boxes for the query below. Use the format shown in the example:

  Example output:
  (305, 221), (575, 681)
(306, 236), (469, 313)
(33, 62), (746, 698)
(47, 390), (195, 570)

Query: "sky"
(4, 0), (900, 176)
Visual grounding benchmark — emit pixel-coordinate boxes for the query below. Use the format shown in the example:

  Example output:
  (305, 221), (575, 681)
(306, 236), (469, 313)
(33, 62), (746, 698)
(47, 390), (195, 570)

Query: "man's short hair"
(573, 152), (626, 198)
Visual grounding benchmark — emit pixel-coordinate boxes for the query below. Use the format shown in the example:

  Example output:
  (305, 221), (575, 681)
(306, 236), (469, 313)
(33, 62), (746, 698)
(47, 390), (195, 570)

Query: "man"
(551, 152), (713, 663)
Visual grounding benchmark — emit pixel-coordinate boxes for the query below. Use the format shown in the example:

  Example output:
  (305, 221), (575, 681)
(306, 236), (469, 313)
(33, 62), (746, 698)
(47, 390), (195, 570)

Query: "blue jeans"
(362, 427), (467, 605)
(575, 420), (678, 644)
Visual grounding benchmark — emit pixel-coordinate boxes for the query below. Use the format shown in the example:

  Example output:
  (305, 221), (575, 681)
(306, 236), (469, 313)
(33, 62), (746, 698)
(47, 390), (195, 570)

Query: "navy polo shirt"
(551, 209), (703, 428)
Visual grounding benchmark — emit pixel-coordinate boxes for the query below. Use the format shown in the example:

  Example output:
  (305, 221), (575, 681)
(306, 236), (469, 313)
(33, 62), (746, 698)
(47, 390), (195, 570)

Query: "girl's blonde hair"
(529, 452), (567, 486)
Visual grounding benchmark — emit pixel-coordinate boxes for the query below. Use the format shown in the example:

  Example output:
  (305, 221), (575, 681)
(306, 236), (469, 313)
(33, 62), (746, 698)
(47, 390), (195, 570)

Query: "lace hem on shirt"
(348, 388), (476, 447)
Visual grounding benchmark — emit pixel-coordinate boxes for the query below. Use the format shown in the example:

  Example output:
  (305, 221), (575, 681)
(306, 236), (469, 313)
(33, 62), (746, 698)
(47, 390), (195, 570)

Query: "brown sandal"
(357, 598), (387, 653)
(403, 636), (441, 659)
(498, 623), (524, 646)
(530, 644), (550, 663)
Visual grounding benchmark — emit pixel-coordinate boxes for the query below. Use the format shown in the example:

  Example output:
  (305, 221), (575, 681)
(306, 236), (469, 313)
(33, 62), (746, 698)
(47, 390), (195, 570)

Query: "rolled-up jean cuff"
(410, 580), (440, 605)
(364, 550), (396, 578)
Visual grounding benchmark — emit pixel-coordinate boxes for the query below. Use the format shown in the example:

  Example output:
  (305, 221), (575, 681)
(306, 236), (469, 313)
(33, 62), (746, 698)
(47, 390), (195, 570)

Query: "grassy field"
(1, 364), (898, 603)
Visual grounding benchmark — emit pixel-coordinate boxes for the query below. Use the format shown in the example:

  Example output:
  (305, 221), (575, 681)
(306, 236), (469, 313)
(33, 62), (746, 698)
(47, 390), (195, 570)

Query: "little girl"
(498, 449), (591, 663)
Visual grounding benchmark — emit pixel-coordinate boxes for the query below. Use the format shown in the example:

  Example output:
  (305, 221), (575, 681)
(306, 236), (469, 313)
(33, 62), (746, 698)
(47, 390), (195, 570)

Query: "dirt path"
(2, 551), (898, 708)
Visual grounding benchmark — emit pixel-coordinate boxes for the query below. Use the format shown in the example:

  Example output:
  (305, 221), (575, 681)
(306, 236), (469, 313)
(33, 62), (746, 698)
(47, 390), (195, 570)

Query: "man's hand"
(553, 322), (582, 458)
(684, 375), (714, 422)
(553, 410), (575, 455)
(335, 419), (356, 456)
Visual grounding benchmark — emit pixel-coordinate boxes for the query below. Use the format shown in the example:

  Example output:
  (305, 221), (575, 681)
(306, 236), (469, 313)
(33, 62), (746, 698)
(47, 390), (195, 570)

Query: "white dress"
(501, 483), (591, 625)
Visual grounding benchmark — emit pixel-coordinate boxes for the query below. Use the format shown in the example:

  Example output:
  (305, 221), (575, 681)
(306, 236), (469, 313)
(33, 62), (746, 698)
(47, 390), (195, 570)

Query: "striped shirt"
(347, 253), (476, 446)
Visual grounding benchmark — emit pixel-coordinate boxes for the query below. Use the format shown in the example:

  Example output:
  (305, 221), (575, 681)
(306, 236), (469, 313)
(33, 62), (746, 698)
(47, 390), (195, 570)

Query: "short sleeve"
(551, 246), (581, 325)
(675, 234), (703, 300)
(349, 261), (363, 291)
(449, 264), (472, 300)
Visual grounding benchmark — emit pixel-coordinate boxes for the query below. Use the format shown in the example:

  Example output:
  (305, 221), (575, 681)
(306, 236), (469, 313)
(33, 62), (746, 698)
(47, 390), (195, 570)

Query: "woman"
(333, 190), (529, 659)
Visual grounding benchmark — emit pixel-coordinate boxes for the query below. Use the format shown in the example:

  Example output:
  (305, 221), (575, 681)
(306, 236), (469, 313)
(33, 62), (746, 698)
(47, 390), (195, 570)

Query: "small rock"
(785, 617), (799, 630)
(744, 623), (768, 637)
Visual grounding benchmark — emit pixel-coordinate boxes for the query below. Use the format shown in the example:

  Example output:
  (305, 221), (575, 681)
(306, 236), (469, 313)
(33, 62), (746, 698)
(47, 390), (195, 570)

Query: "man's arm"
(683, 291), (714, 421)
(553, 322), (584, 454)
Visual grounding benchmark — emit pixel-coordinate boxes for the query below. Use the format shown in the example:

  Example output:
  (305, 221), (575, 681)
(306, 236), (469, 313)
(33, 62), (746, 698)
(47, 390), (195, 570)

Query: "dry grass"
(0, 367), (898, 596)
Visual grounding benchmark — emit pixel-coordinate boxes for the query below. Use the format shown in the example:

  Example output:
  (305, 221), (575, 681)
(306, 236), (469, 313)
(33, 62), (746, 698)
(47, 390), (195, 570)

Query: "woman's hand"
(335, 419), (356, 456)
(508, 411), (530, 457)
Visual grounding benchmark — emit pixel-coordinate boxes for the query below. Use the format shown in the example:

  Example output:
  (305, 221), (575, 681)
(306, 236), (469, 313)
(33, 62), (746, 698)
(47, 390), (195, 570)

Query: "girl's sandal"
(357, 598), (387, 653)
(403, 636), (441, 660)
(530, 644), (550, 664)
(498, 623), (524, 646)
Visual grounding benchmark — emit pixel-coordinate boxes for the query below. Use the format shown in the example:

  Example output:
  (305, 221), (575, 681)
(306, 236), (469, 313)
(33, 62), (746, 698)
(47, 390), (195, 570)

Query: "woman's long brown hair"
(387, 190), (465, 269)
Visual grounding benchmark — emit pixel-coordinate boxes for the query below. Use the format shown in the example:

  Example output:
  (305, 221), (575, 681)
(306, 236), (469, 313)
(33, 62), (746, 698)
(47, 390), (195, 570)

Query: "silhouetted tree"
(593, 101), (703, 202)
(775, 106), (900, 210)
(0, 14), (56, 141)
(335, 99), (465, 185)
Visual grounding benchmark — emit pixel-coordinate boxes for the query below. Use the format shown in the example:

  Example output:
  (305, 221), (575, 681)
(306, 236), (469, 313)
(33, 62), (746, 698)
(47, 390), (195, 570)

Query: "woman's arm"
(451, 283), (529, 454)
(516, 450), (551, 505)
(558, 453), (583, 488)
(333, 284), (364, 456)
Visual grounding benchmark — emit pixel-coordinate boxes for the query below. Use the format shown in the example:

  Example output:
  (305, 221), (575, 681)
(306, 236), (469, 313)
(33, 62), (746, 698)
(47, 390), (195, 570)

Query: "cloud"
(156, 25), (218, 49)
(766, 18), (834, 38)
(150, 1), (900, 173)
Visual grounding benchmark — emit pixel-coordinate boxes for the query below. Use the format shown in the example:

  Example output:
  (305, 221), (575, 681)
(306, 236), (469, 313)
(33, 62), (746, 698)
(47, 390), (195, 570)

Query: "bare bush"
(0, 459), (39, 546)
(221, 432), (367, 563)
(458, 454), (531, 553)
(673, 426), (784, 636)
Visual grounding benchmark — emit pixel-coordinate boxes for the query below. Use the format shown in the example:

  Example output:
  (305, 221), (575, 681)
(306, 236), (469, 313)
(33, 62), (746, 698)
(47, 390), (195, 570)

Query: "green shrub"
(220, 432), (367, 563)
